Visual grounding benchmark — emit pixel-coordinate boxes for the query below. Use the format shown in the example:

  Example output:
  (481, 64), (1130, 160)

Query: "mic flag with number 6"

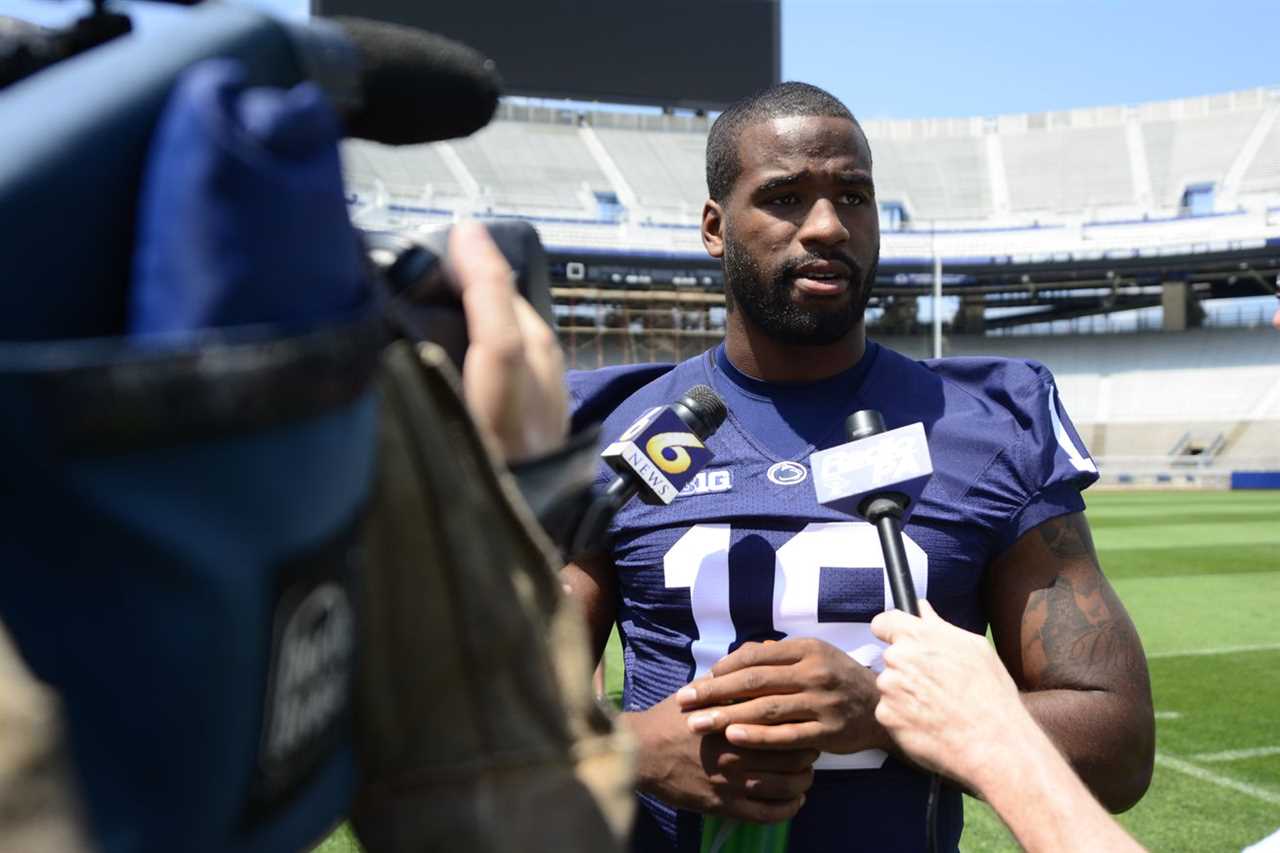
(601, 406), (715, 504)
(600, 387), (726, 505)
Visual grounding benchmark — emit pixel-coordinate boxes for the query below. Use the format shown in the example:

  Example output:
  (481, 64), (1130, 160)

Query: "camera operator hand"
(448, 221), (568, 464)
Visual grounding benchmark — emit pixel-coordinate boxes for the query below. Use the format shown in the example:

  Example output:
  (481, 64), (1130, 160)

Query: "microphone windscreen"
(330, 16), (500, 144)
(679, 384), (728, 439)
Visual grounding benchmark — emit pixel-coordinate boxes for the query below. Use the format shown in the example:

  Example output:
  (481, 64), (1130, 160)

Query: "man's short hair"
(706, 81), (862, 202)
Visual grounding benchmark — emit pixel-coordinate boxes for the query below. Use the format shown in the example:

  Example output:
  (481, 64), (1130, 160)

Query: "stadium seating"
(863, 128), (994, 222)
(1237, 111), (1280, 201)
(450, 118), (611, 215)
(1002, 124), (1133, 216)
(899, 327), (1280, 475)
(593, 124), (708, 221)
(1139, 96), (1265, 210)
(341, 141), (467, 207)
(342, 86), (1280, 256)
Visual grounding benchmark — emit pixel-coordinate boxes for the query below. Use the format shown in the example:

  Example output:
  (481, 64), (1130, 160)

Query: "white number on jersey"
(663, 521), (927, 770)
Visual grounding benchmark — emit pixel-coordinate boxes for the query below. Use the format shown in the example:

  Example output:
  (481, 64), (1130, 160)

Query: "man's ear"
(701, 200), (725, 259)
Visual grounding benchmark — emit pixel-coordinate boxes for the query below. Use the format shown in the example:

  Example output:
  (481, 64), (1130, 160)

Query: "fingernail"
(725, 724), (743, 740)
(688, 712), (716, 732)
(677, 686), (697, 704)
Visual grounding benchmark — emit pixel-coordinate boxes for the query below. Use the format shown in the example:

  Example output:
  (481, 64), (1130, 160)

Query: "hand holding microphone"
(871, 603), (1147, 853)
(871, 601), (1023, 784)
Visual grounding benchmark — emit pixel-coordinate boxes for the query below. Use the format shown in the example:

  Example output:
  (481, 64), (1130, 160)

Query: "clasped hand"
(631, 638), (887, 822)
(676, 638), (889, 756)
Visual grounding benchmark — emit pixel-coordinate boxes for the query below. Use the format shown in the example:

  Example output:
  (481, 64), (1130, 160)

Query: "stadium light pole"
(931, 223), (942, 359)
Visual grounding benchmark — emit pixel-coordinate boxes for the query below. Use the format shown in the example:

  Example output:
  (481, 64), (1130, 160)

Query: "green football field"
(315, 489), (1280, 852)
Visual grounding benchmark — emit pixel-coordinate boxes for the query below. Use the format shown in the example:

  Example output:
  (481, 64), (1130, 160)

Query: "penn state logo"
(767, 461), (808, 486)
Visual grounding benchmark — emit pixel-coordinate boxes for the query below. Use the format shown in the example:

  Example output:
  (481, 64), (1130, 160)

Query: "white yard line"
(1154, 711), (1182, 720)
(1155, 753), (1280, 805)
(1147, 643), (1280, 660)
(1192, 746), (1280, 763)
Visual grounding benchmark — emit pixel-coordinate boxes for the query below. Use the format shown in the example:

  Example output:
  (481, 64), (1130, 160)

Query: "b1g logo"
(603, 407), (715, 504)
(678, 468), (733, 497)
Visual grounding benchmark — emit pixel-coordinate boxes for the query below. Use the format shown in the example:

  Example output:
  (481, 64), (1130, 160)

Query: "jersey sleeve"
(565, 361), (681, 498)
(967, 360), (1099, 554)
(566, 362), (673, 435)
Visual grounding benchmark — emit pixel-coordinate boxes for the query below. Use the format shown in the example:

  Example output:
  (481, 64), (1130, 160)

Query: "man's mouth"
(790, 261), (852, 296)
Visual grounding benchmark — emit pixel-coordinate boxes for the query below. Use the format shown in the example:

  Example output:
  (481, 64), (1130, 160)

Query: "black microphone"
(811, 408), (942, 853)
(297, 15), (500, 145)
(0, 3), (501, 341)
(1, 10), (501, 145)
(569, 386), (728, 557)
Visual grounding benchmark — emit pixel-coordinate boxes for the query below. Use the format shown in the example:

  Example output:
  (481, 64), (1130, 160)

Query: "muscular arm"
(561, 553), (617, 665)
(984, 511), (1154, 813)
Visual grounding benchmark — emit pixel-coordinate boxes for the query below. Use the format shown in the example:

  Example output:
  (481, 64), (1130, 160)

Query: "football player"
(563, 82), (1153, 851)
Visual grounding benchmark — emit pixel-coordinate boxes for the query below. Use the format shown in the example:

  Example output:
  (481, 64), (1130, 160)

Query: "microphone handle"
(864, 494), (936, 853)
(567, 475), (638, 559)
(874, 513), (920, 616)
(604, 474), (641, 507)
(862, 496), (920, 616)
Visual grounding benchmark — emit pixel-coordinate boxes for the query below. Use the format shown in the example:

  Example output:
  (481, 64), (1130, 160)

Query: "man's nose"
(797, 198), (850, 248)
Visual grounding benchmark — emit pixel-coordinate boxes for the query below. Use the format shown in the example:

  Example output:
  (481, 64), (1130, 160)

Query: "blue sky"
(784, 0), (1280, 119)
(7, 0), (1277, 118)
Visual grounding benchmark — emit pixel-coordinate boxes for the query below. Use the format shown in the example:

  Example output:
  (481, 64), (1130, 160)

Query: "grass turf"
(315, 488), (1280, 852)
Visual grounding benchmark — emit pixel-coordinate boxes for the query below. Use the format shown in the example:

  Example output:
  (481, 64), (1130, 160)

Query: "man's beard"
(722, 233), (878, 346)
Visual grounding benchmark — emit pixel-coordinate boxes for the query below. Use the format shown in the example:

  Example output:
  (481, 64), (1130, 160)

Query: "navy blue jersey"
(567, 340), (1099, 853)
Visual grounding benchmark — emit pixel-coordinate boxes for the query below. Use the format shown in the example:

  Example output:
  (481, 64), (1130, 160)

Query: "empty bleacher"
(592, 123), (709, 221)
(449, 119), (612, 215)
(1238, 112), (1280, 200)
(1001, 124), (1133, 216)
(1143, 108), (1262, 210)
(867, 131), (993, 221)
(899, 327), (1280, 475)
(341, 141), (466, 206)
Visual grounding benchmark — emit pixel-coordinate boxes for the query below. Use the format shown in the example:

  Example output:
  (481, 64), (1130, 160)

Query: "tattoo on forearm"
(1025, 516), (1147, 688)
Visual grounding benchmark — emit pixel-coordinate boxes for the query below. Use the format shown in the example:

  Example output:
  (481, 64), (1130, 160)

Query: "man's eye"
(841, 193), (866, 206)
(768, 193), (799, 206)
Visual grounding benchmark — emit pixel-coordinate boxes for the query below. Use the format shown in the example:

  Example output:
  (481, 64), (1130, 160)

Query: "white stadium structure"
(341, 86), (1280, 488)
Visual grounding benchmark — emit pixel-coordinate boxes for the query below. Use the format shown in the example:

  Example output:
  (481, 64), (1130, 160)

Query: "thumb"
(870, 608), (918, 644)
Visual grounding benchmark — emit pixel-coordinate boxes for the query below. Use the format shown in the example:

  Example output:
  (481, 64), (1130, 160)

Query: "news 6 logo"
(608, 406), (714, 502)
(617, 407), (706, 475)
